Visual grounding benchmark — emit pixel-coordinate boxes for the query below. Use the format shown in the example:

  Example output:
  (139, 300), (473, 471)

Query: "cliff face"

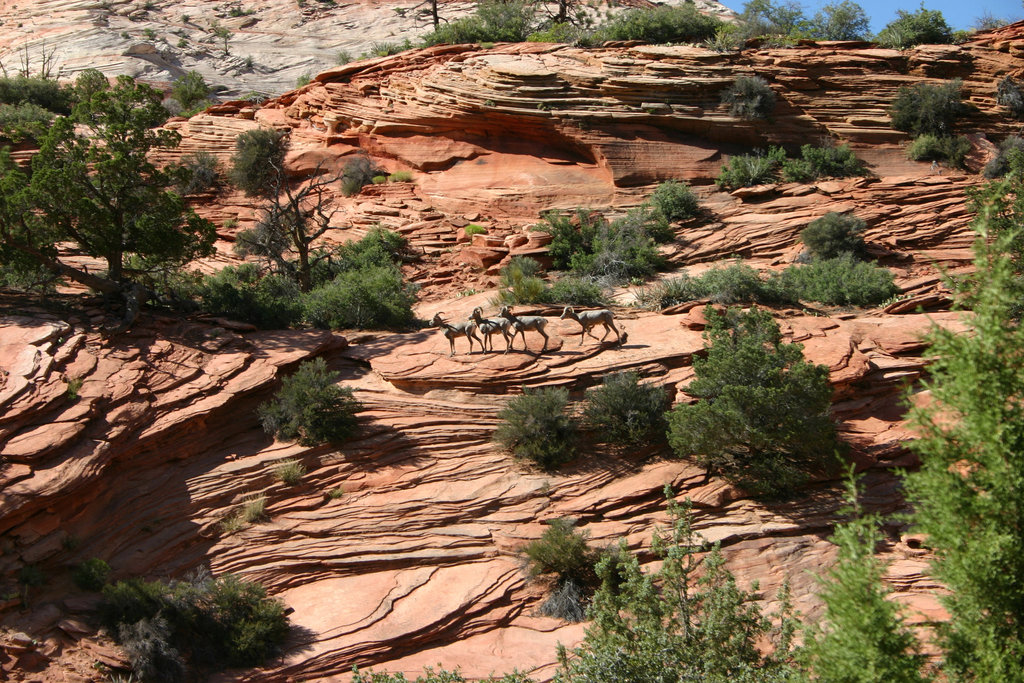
(3, 26), (1024, 681)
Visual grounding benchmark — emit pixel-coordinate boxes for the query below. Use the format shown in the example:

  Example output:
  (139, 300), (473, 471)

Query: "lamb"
(469, 307), (511, 353)
(559, 306), (622, 346)
(498, 305), (549, 353)
(430, 312), (481, 356)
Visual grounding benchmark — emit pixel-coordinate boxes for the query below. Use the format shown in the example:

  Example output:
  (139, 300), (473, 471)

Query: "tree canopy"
(0, 70), (215, 326)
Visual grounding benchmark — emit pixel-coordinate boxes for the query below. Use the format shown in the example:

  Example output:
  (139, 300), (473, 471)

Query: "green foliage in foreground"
(258, 357), (361, 446)
(555, 488), (799, 683)
(101, 570), (289, 679)
(667, 307), (837, 498)
(889, 80), (969, 138)
(801, 472), (927, 682)
(903, 193), (1024, 680)
(494, 386), (576, 470)
(776, 254), (898, 307)
(583, 371), (667, 445)
(524, 518), (600, 588)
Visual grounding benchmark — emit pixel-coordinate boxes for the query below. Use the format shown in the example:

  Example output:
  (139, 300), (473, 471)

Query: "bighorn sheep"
(469, 307), (511, 353)
(498, 305), (549, 353)
(430, 312), (480, 356)
(560, 306), (623, 346)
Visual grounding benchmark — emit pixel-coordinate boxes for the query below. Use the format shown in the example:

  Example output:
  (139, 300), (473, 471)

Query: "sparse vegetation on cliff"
(721, 75), (776, 120)
(801, 212), (868, 260)
(494, 386), (576, 470)
(258, 357), (361, 446)
(101, 569), (289, 679)
(667, 306), (837, 498)
(583, 372), (667, 446)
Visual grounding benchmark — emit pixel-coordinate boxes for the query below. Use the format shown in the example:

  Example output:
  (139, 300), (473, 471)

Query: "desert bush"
(997, 76), (1024, 119)
(546, 276), (606, 306)
(496, 256), (549, 305)
(74, 558), (111, 591)
(642, 262), (793, 308)
(0, 101), (54, 142)
(591, 4), (721, 44)
(464, 224), (487, 236)
(524, 518), (599, 587)
(322, 227), (409, 278)
(177, 150), (220, 195)
(875, 7), (953, 48)
(648, 180), (699, 222)
(494, 386), (576, 470)
(906, 133), (971, 168)
(303, 265), (418, 329)
(583, 372), (667, 445)
(421, 1), (536, 45)
(272, 458), (306, 485)
(889, 79), (969, 137)
(715, 146), (786, 188)
(666, 306), (837, 498)
(538, 578), (586, 622)
(776, 255), (898, 306)
(721, 75), (776, 120)
(781, 143), (864, 182)
(388, 170), (413, 182)
(118, 616), (186, 683)
(527, 21), (586, 44)
(200, 264), (304, 329)
(801, 212), (868, 260)
(372, 175), (387, 184)
(170, 71), (210, 112)
(0, 75), (72, 113)
(101, 570), (289, 672)
(340, 156), (383, 197)
(983, 135), (1024, 178)
(228, 128), (287, 197)
(257, 357), (361, 446)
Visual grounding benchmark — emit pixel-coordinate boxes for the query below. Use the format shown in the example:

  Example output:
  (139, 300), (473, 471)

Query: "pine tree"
(802, 471), (927, 682)
(903, 181), (1024, 682)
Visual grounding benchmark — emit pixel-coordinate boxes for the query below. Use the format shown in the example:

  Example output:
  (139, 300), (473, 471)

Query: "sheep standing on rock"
(498, 306), (549, 354)
(469, 307), (511, 353)
(560, 306), (624, 346)
(430, 312), (480, 356)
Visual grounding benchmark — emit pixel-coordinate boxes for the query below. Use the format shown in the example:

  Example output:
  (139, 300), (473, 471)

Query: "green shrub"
(889, 79), (969, 137)
(875, 6), (953, 48)
(781, 143), (864, 182)
(272, 458), (306, 485)
(496, 256), (549, 305)
(371, 174), (387, 184)
(649, 180), (699, 222)
(388, 170), (413, 182)
(295, 73), (312, 88)
(542, 210), (602, 271)
(0, 101), (54, 142)
(317, 227), (408, 282)
(494, 386), (576, 470)
(101, 570), (289, 672)
(642, 262), (794, 308)
(74, 558), (111, 591)
(806, 0), (870, 40)
(996, 76), (1024, 119)
(907, 133), (971, 168)
(118, 615), (186, 682)
(464, 224), (487, 236)
(591, 4), (721, 44)
(721, 75), (776, 120)
(170, 71), (210, 112)
(983, 135), (1024, 178)
(546, 276), (606, 306)
(258, 357), (361, 446)
(340, 156), (382, 197)
(0, 75), (72, 113)
(228, 128), (287, 197)
(303, 265), (417, 329)
(421, 0), (536, 45)
(666, 306), (837, 498)
(524, 518), (599, 587)
(177, 150), (220, 195)
(801, 212), (868, 260)
(583, 372), (667, 445)
(775, 255), (898, 306)
(527, 21), (585, 44)
(200, 264), (304, 329)
(715, 146), (786, 189)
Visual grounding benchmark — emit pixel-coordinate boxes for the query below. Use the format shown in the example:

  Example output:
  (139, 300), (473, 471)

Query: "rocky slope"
(4, 22), (1024, 683)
